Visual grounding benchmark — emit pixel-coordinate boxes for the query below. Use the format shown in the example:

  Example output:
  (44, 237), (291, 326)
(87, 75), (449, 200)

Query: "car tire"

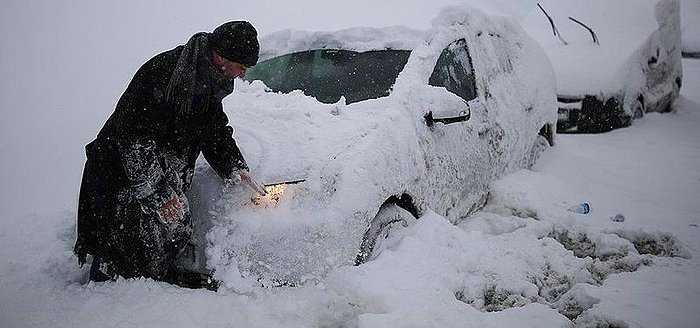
(527, 134), (550, 169)
(355, 203), (417, 265)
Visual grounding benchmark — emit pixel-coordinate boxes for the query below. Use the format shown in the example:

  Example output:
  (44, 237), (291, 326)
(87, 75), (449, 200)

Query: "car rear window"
(245, 49), (411, 104)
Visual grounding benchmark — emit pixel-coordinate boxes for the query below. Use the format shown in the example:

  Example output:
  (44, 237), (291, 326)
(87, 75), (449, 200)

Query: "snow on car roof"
(253, 0), (528, 60)
(520, 0), (661, 96)
(257, 26), (430, 61)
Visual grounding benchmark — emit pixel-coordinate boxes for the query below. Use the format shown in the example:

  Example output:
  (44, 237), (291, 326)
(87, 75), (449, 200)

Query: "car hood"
(225, 79), (401, 186)
(202, 81), (413, 285)
(520, 0), (660, 96)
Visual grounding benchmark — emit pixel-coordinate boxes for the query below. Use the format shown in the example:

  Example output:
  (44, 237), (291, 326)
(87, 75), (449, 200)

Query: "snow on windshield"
(258, 26), (428, 62)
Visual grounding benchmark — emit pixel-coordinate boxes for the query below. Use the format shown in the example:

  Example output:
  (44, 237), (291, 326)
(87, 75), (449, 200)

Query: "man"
(74, 21), (264, 289)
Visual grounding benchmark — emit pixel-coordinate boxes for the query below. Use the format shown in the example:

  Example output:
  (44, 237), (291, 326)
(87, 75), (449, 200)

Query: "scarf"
(165, 32), (235, 116)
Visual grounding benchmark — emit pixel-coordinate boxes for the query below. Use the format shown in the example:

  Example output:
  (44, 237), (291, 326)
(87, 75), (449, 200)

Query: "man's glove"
(232, 170), (267, 196)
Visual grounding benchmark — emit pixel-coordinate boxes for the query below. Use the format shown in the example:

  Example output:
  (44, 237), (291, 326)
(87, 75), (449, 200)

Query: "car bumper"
(556, 96), (583, 132)
(556, 95), (627, 133)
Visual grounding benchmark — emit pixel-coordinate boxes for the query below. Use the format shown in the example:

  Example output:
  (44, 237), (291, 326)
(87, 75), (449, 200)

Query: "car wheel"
(527, 135), (550, 169)
(355, 203), (417, 265)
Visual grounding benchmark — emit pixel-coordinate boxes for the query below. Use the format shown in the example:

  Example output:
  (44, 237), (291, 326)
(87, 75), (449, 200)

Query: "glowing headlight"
(251, 179), (305, 207)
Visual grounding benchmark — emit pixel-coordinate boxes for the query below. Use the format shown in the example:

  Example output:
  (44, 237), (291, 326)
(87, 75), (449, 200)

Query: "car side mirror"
(425, 108), (470, 126)
(424, 98), (483, 127)
(648, 48), (660, 65)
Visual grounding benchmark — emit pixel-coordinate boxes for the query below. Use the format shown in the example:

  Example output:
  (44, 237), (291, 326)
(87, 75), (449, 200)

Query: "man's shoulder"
(142, 46), (184, 74)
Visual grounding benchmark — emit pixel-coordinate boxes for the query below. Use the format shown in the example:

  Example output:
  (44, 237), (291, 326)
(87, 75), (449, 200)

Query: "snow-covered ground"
(2, 1), (700, 327)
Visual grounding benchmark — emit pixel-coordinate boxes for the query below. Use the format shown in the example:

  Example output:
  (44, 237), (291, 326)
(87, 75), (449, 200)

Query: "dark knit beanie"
(210, 21), (260, 67)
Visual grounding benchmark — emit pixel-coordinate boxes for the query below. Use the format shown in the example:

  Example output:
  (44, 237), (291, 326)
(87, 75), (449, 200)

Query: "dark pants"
(104, 201), (192, 280)
(89, 256), (111, 282)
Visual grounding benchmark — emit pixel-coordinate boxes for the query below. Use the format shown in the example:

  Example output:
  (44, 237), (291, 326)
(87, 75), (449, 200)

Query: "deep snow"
(2, 1), (700, 327)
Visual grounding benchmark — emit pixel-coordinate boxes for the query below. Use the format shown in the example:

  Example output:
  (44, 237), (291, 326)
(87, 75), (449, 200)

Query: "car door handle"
(424, 110), (470, 127)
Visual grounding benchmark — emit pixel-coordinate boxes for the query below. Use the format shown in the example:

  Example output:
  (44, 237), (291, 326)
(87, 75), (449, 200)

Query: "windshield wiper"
(568, 16), (600, 45)
(537, 3), (568, 45)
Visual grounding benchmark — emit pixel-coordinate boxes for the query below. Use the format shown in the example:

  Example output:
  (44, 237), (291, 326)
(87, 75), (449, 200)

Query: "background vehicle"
(521, 0), (683, 132)
(186, 5), (558, 286)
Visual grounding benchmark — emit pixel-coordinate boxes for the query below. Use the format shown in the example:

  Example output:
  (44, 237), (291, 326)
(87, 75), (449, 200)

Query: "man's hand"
(233, 170), (267, 196)
(157, 196), (184, 224)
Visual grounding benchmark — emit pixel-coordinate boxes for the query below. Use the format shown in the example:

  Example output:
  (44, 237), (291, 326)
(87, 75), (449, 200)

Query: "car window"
(245, 49), (411, 104)
(428, 39), (477, 102)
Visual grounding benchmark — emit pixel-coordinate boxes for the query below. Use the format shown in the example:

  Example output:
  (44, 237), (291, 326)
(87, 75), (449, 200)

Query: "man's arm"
(201, 102), (249, 179)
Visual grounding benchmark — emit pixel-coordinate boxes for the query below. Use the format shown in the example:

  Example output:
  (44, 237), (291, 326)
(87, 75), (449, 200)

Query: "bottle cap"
(580, 202), (591, 214)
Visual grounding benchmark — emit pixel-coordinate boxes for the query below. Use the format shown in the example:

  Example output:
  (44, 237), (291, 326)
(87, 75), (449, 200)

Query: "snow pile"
(258, 26), (428, 61)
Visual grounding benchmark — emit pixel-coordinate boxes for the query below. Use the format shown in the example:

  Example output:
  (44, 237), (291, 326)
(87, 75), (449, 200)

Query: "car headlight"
(252, 179), (305, 208)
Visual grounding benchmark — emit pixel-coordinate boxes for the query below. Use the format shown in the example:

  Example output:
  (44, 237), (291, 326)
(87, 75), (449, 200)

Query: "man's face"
(211, 51), (248, 79)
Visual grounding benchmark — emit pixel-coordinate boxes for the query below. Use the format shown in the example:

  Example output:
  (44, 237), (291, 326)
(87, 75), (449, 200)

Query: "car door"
(642, 34), (678, 113)
(422, 38), (500, 221)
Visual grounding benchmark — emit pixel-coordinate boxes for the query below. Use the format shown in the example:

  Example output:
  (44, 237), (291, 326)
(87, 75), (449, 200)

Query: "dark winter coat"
(75, 43), (248, 278)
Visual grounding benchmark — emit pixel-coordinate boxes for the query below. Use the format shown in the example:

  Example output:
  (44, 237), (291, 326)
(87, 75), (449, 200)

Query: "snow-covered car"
(187, 6), (557, 286)
(521, 0), (683, 132)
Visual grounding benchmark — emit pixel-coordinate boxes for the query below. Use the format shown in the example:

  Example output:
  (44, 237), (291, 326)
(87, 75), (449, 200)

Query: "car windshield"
(245, 49), (411, 104)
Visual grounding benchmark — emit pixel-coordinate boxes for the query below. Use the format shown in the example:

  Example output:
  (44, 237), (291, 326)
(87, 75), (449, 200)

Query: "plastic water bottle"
(567, 202), (591, 214)
(610, 213), (625, 222)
